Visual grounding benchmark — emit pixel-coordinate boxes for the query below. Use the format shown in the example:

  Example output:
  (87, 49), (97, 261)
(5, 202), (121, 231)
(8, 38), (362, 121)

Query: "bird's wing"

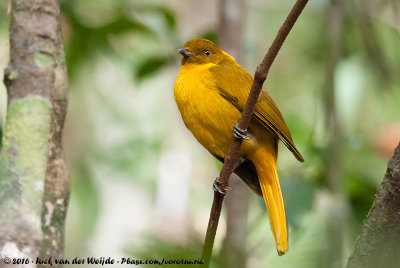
(209, 65), (304, 162)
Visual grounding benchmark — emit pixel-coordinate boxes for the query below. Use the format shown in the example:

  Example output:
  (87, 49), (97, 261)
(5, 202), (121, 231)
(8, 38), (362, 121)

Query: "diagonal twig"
(200, 0), (309, 266)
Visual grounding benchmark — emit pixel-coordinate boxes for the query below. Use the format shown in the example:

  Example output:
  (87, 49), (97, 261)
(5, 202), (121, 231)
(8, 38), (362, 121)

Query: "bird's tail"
(249, 147), (288, 256)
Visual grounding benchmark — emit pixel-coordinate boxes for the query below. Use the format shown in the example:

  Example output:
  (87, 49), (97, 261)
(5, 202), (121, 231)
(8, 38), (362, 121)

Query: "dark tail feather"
(233, 159), (263, 196)
(213, 154), (262, 196)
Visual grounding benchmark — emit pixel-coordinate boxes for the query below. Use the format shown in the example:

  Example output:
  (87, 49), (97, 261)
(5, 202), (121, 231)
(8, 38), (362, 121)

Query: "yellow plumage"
(174, 38), (303, 255)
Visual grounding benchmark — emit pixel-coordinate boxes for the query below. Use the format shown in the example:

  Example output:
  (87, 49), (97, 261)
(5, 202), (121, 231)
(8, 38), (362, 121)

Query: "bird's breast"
(174, 64), (248, 157)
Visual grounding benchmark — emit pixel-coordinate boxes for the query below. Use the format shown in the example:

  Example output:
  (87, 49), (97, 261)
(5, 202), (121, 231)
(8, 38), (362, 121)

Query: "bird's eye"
(205, 50), (211, 56)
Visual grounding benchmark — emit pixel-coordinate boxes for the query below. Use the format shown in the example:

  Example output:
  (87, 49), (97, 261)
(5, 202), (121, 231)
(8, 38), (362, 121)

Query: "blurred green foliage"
(61, 0), (179, 80)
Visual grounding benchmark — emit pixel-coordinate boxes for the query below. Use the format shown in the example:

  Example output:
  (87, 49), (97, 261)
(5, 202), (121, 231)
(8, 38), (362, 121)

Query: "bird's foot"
(213, 177), (231, 195)
(233, 125), (250, 140)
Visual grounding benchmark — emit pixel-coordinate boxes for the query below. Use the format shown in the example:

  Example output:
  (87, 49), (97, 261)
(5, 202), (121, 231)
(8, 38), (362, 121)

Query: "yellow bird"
(174, 38), (304, 255)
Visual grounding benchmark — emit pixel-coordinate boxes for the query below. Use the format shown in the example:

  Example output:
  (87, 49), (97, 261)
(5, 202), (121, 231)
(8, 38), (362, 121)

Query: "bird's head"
(178, 38), (236, 66)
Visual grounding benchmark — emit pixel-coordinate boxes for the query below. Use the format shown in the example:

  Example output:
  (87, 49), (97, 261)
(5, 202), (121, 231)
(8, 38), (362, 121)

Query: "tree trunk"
(0, 0), (69, 267)
(324, 1), (344, 267)
(347, 142), (400, 268)
(218, 0), (249, 267)
(221, 175), (249, 268)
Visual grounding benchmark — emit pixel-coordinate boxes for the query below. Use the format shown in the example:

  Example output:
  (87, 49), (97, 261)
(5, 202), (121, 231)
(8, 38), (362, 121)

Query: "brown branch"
(201, 0), (309, 266)
(347, 142), (400, 268)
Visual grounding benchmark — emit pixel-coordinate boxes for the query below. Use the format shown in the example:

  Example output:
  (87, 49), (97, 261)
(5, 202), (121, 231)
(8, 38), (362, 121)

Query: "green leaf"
(158, 7), (176, 30)
(202, 30), (217, 43)
(135, 57), (169, 80)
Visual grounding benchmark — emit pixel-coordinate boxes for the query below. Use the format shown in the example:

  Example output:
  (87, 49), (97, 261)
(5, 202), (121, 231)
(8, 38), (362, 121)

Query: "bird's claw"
(213, 177), (231, 195)
(233, 125), (250, 140)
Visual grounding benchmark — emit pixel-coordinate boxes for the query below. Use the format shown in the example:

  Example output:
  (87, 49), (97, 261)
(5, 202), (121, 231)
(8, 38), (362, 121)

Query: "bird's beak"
(178, 48), (193, 57)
